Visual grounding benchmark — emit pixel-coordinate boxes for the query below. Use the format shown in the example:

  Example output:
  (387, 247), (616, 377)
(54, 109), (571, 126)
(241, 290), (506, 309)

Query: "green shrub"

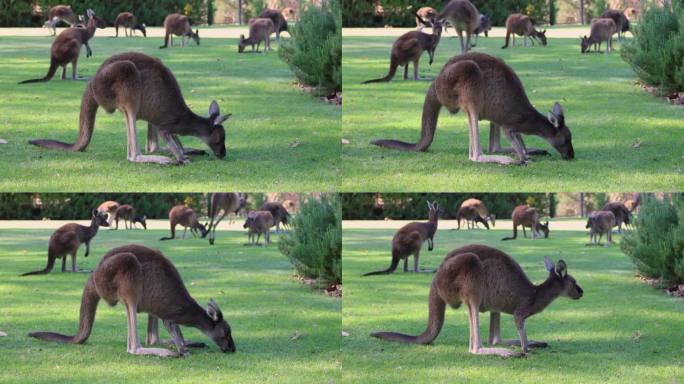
(620, 195), (684, 286)
(621, 3), (684, 95)
(278, 0), (341, 95)
(278, 194), (342, 287)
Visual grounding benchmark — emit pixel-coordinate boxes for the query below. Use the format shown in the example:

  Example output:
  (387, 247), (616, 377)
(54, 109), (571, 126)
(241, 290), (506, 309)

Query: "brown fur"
(624, 193), (641, 213)
(238, 18), (275, 53)
(259, 201), (291, 232)
(501, 14), (547, 49)
(581, 18), (616, 53)
(160, 14), (199, 48)
(258, 8), (289, 39)
(502, 205), (549, 240)
(600, 9), (630, 39)
(457, 199), (494, 229)
(243, 211), (274, 245)
(160, 205), (207, 240)
(114, 204), (147, 230)
(415, 7), (436, 31)
(44, 5), (79, 36)
(371, 244), (583, 356)
(115, 12), (146, 37)
(436, 0), (479, 53)
(586, 211), (615, 245)
(97, 200), (120, 225)
(601, 202), (632, 232)
(206, 193), (246, 245)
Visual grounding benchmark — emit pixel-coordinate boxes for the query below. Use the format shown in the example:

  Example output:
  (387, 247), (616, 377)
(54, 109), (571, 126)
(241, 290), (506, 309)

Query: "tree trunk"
(238, 0), (243, 24)
(579, 0), (585, 25)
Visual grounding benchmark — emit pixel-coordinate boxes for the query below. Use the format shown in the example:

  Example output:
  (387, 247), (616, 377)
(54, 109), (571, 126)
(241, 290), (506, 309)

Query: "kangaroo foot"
(496, 339), (548, 348)
(183, 148), (207, 156)
(131, 347), (178, 357)
(471, 154), (519, 165)
(159, 339), (207, 349)
(130, 154), (180, 165)
(491, 147), (549, 156)
(474, 347), (523, 357)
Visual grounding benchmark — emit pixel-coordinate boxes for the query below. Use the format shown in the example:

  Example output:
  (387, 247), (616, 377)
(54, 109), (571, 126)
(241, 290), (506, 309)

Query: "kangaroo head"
(585, 214), (594, 228)
(202, 101), (229, 159)
(538, 220), (550, 238)
(196, 222), (208, 237)
(137, 23), (147, 37)
(427, 201), (440, 221)
(192, 29), (200, 45)
(546, 102), (574, 160)
(544, 257), (583, 299)
(580, 35), (590, 53)
(243, 214), (253, 229)
(238, 35), (247, 53)
(481, 216), (490, 230)
(536, 29), (547, 46)
(488, 214), (496, 227)
(203, 299), (236, 353)
(236, 193), (247, 213)
(91, 208), (110, 227)
(136, 215), (147, 230)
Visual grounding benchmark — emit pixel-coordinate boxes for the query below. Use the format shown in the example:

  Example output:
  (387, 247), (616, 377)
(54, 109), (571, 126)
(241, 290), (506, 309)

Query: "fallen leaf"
(289, 331), (305, 340)
(289, 139), (301, 148)
(632, 139), (642, 149)
(0, 139), (7, 144)
(341, 138), (350, 145)
(0, 331), (6, 337)
(341, 331), (350, 337)
(632, 331), (641, 342)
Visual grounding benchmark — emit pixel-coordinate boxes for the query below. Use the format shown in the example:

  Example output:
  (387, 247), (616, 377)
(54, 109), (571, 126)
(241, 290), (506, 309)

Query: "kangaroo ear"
(544, 256), (555, 273)
(91, 208), (97, 217)
(548, 102), (564, 128)
(206, 299), (223, 322)
(555, 260), (567, 277)
(208, 100), (220, 118)
(195, 29), (199, 35)
(213, 114), (231, 126)
(142, 215), (147, 220)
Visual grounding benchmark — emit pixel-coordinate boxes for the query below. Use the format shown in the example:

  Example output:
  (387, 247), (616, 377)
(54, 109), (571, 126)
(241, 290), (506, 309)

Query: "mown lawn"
(0, 35), (340, 191)
(0, 228), (340, 383)
(342, 228), (684, 383)
(341, 33), (684, 191)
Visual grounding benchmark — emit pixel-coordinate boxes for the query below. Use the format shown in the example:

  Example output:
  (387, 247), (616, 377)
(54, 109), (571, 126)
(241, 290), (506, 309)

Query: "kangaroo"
(243, 211), (274, 245)
(501, 14), (547, 49)
(159, 14), (199, 48)
(205, 192), (247, 245)
(625, 193), (641, 213)
(43, 5), (79, 36)
(97, 200), (120, 225)
(28, 52), (229, 165)
(371, 244), (583, 356)
(586, 211), (615, 246)
(415, 7), (436, 31)
(160, 205), (207, 240)
(456, 206), (489, 230)
(20, 9), (104, 84)
(258, 8), (288, 40)
(21, 209), (109, 276)
(372, 52), (575, 165)
(28, 244), (235, 357)
(456, 198), (495, 230)
(259, 201), (291, 233)
(436, 0), (479, 54)
(471, 14), (492, 47)
(363, 201), (439, 276)
(502, 205), (549, 240)
(600, 9), (630, 40)
(114, 204), (147, 230)
(581, 18), (616, 54)
(601, 202), (632, 232)
(362, 14), (442, 84)
(238, 18), (275, 53)
(114, 12), (146, 37)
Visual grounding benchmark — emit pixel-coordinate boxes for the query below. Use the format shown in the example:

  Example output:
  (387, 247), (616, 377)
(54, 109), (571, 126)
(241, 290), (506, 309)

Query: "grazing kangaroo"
(28, 244), (236, 357)
(436, 0), (479, 54)
(205, 192), (247, 245)
(502, 205), (549, 240)
(20, 9), (104, 84)
(471, 14), (492, 47)
(21, 209), (109, 276)
(160, 14), (199, 48)
(581, 18), (616, 53)
(601, 202), (632, 232)
(501, 14), (547, 49)
(160, 205), (207, 241)
(586, 211), (615, 246)
(243, 211), (274, 245)
(362, 14), (442, 84)
(415, 7), (436, 31)
(371, 244), (583, 356)
(600, 9), (630, 40)
(372, 53), (575, 164)
(114, 12), (146, 37)
(43, 5), (80, 36)
(456, 198), (494, 230)
(258, 8), (288, 40)
(114, 204), (147, 230)
(28, 52), (229, 165)
(259, 201), (291, 233)
(363, 201), (439, 276)
(97, 200), (120, 226)
(238, 18), (275, 53)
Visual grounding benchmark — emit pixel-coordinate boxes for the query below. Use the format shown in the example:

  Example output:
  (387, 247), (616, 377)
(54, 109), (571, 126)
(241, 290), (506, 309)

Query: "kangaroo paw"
(472, 154), (518, 165)
(132, 347), (178, 357)
(130, 154), (178, 165)
(183, 148), (207, 156)
(474, 347), (523, 357)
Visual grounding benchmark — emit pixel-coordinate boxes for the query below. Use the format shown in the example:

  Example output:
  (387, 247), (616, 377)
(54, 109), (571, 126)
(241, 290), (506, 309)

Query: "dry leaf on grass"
(289, 331), (305, 341)
(289, 139), (301, 148)
(0, 139), (7, 144)
(632, 139), (642, 149)
(632, 331), (642, 342)
(341, 138), (350, 145)
(341, 331), (349, 337)
(0, 331), (6, 337)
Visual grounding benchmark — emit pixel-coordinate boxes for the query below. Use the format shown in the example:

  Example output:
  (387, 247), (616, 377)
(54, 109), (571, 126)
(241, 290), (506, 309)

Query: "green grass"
(341, 36), (684, 191)
(0, 228), (340, 383)
(342, 228), (684, 383)
(0, 36), (340, 191)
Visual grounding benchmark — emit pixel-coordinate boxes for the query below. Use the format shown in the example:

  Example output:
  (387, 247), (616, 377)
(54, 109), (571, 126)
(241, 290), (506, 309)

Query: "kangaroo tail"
(20, 253), (56, 276)
(362, 253), (400, 276)
(501, 31), (510, 49)
(371, 283), (445, 344)
(18, 58), (59, 84)
(371, 84), (441, 152)
(28, 277), (100, 344)
(160, 32), (169, 48)
(362, 58), (398, 84)
(502, 225), (517, 241)
(28, 84), (98, 151)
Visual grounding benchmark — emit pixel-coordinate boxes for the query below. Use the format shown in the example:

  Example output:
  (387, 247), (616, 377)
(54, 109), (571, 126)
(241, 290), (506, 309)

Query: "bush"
(621, 3), (684, 95)
(278, 0), (342, 95)
(620, 195), (684, 286)
(278, 194), (342, 287)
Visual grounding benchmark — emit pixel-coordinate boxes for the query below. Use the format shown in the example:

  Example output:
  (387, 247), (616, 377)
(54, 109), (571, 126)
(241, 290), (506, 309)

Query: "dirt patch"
(641, 84), (684, 106)
(295, 274), (342, 297)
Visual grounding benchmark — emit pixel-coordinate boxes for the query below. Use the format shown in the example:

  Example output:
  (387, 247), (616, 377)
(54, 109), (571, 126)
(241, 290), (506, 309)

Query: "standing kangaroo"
(238, 18), (275, 53)
(43, 5), (80, 36)
(502, 205), (549, 240)
(97, 200), (120, 226)
(243, 211), (274, 245)
(415, 7), (436, 31)
(372, 53), (574, 164)
(259, 201), (291, 233)
(601, 9), (630, 40)
(586, 211), (615, 246)
(258, 8), (288, 40)
(457, 198), (495, 229)
(601, 202), (631, 232)
(114, 12), (146, 37)
(362, 14), (442, 84)
(471, 14), (492, 47)
(436, 0), (479, 54)
(159, 14), (200, 49)
(28, 52), (229, 165)
(114, 204), (147, 230)
(501, 14), (547, 49)
(205, 192), (246, 245)
(363, 201), (439, 276)
(160, 205), (207, 241)
(28, 244), (236, 357)
(456, 206), (489, 230)
(20, 9), (104, 84)
(21, 209), (109, 276)
(371, 244), (583, 356)
(581, 18), (616, 54)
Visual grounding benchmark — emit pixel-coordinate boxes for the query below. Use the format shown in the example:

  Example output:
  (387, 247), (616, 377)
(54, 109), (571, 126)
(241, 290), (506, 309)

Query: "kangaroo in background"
(97, 200), (120, 226)
(581, 18), (616, 53)
(43, 5), (80, 36)
(363, 201), (439, 276)
(28, 52), (229, 165)
(371, 244), (583, 356)
(372, 53), (574, 165)
(160, 205), (207, 240)
(436, 0), (479, 54)
(238, 18), (275, 53)
(601, 202), (632, 232)
(502, 205), (549, 240)
(243, 211), (274, 245)
(258, 8), (289, 40)
(20, 9), (104, 84)
(625, 193), (641, 213)
(21, 209), (109, 276)
(114, 12), (146, 37)
(362, 13), (442, 84)
(601, 9), (630, 40)
(415, 7), (436, 31)
(456, 198), (495, 230)
(205, 192), (246, 245)
(471, 14), (492, 47)
(160, 14), (199, 48)
(259, 201), (291, 233)
(501, 14), (547, 49)
(114, 204), (147, 230)
(586, 211), (615, 246)
(28, 244), (236, 357)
